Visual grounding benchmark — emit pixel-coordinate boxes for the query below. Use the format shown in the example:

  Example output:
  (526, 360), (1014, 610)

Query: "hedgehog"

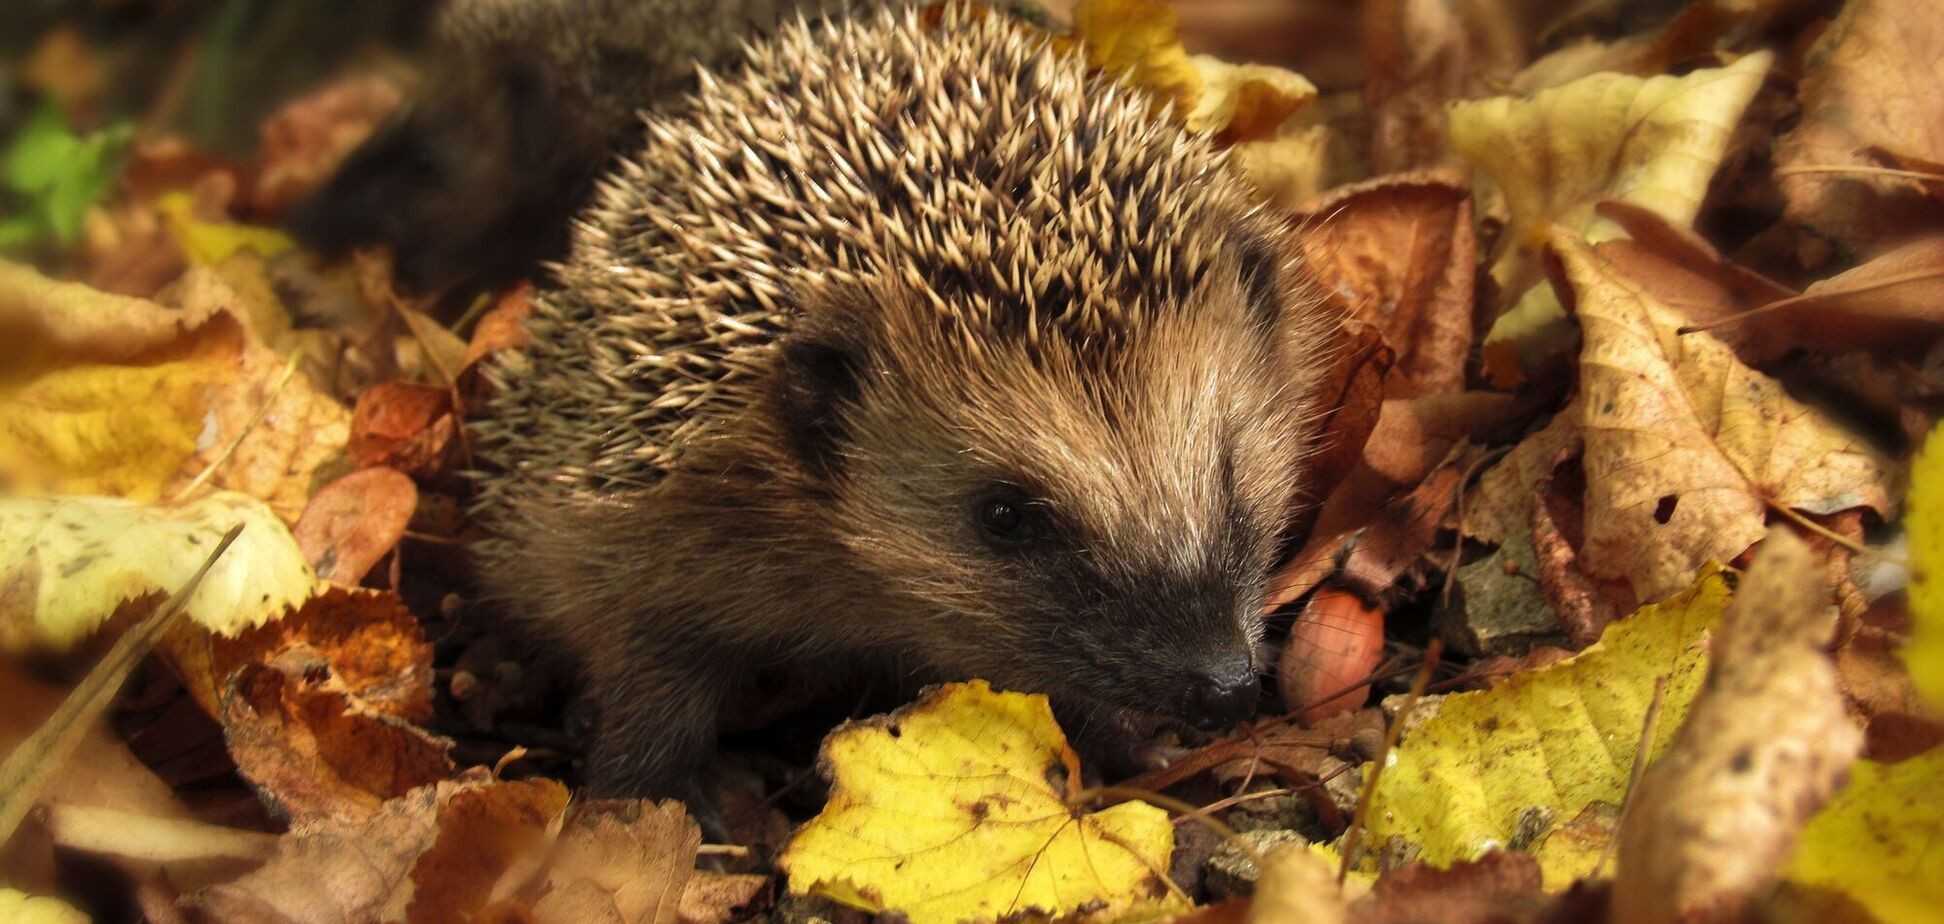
(290, 0), (852, 295)
(470, 3), (1334, 798)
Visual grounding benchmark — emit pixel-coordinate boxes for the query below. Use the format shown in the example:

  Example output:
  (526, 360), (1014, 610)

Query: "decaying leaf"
(521, 799), (699, 924)
(1906, 423), (1944, 709)
(1451, 52), (1771, 383)
(1559, 233), (1893, 603)
(1781, 746), (1944, 924)
(779, 681), (1184, 924)
(0, 492), (314, 655)
(348, 383), (458, 477)
(1363, 568), (1728, 885)
(1614, 529), (1861, 923)
(1775, 0), (1944, 249)
(292, 467), (418, 585)
(1292, 169), (1478, 398)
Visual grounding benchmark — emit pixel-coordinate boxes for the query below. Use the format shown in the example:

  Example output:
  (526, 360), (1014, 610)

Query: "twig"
(1766, 500), (1907, 568)
(0, 524), (244, 843)
(173, 351), (302, 501)
(1338, 639), (1441, 884)
(1597, 674), (1669, 878)
(1679, 268), (1944, 336)
(1079, 785), (1262, 876)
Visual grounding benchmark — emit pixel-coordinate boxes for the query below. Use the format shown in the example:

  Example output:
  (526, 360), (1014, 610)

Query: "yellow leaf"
(157, 191), (295, 266)
(1906, 423), (1944, 710)
(1073, 0), (1314, 143)
(779, 681), (1184, 924)
(1450, 52), (1771, 384)
(0, 313), (243, 500)
(0, 889), (89, 924)
(0, 492), (316, 654)
(1364, 569), (1730, 884)
(1783, 747), (1944, 924)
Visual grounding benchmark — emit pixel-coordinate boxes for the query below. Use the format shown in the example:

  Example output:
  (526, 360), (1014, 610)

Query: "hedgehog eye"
(973, 486), (1046, 547)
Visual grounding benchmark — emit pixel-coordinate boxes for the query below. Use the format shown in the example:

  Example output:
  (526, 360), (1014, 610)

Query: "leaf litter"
(1, 0), (1941, 921)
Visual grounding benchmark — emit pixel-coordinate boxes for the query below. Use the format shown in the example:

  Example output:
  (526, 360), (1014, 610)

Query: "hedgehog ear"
(1235, 232), (1289, 332)
(773, 316), (868, 478)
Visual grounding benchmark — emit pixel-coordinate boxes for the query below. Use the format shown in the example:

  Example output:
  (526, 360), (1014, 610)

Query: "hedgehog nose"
(1187, 659), (1259, 731)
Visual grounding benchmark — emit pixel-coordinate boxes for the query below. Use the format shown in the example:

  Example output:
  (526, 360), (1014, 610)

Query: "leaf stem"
(1338, 639), (1441, 883)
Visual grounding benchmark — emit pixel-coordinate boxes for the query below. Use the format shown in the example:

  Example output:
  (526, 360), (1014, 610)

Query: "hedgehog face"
(776, 258), (1320, 731)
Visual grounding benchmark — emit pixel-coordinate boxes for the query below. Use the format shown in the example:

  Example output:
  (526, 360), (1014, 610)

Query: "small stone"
(1204, 828), (1310, 901)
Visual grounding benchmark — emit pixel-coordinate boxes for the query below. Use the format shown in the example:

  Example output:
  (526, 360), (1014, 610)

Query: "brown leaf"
(1361, 0), (1521, 172)
(183, 775), (565, 923)
(252, 75), (405, 216)
(1614, 529), (1862, 923)
(220, 663), (454, 825)
(1836, 614), (1944, 762)
(1557, 232), (1893, 603)
(293, 467), (419, 585)
(1713, 237), (1944, 357)
(1775, 0), (1944, 250)
(524, 800), (700, 924)
(348, 383), (458, 476)
(678, 872), (769, 924)
(1288, 321), (1394, 531)
(1355, 851), (1546, 924)
(1271, 391), (1525, 607)
(1591, 202), (1798, 364)
(1294, 169), (1479, 397)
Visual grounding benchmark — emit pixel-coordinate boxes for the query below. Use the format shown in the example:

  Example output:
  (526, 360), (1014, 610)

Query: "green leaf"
(0, 102), (133, 246)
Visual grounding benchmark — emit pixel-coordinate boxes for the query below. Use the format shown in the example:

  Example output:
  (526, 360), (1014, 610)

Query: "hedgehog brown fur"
(472, 4), (1335, 798)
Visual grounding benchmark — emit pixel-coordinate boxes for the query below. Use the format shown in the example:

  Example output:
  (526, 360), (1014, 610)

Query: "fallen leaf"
(184, 775), (566, 923)
(1284, 320), (1394, 542)
(0, 889), (87, 924)
(220, 662), (454, 825)
(156, 191), (296, 267)
(524, 799), (699, 924)
(1353, 852), (1546, 924)
(0, 311), (241, 500)
(678, 872), (769, 924)
(1615, 529), (1862, 923)
(0, 260), (219, 376)
(168, 584), (435, 722)
(0, 492), (314, 655)
(253, 75), (405, 216)
(1710, 237), (1944, 358)
(1246, 844), (1347, 924)
(1363, 568), (1728, 883)
(1558, 232), (1893, 602)
(779, 681), (1184, 924)
(1775, 0), (1944, 250)
(1451, 52), (1771, 384)
(293, 467), (418, 585)
(1293, 169), (1478, 397)
(349, 383), (458, 476)
(1072, 0), (1317, 144)
(1905, 422), (1944, 710)
(1781, 746), (1944, 924)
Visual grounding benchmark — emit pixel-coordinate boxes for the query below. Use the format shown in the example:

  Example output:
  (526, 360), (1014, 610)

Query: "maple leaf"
(1559, 232), (1894, 602)
(779, 681), (1184, 924)
(1449, 52), (1771, 384)
(1615, 529), (1861, 922)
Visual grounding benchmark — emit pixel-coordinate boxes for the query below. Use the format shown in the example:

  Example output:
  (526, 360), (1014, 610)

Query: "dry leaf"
(1615, 529), (1862, 923)
(185, 776), (566, 923)
(1246, 844), (1347, 924)
(1721, 237), (1944, 357)
(293, 467), (418, 585)
(253, 75), (405, 215)
(1558, 232), (1893, 602)
(1293, 169), (1478, 397)
(0, 492), (314, 655)
(779, 681), (1183, 924)
(1452, 52), (1771, 384)
(524, 800), (699, 924)
(349, 383), (458, 476)
(1775, 0), (1944, 250)
(1353, 852), (1545, 924)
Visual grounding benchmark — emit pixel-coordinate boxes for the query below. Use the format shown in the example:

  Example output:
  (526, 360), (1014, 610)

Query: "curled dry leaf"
(167, 584), (435, 721)
(349, 383), (458, 476)
(779, 681), (1183, 924)
(0, 261), (220, 370)
(185, 776), (569, 923)
(1293, 169), (1478, 398)
(0, 492), (314, 655)
(1450, 52), (1771, 383)
(1352, 851), (1545, 924)
(1279, 587), (1387, 722)
(1615, 529), (1862, 923)
(293, 467), (419, 585)
(1286, 320), (1394, 537)
(1775, 0), (1944, 249)
(1720, 237), (1944, 358)
(220, 662), (454, 825)
(1556, 233), (1894, 603)
(520, 799), (699, 924)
